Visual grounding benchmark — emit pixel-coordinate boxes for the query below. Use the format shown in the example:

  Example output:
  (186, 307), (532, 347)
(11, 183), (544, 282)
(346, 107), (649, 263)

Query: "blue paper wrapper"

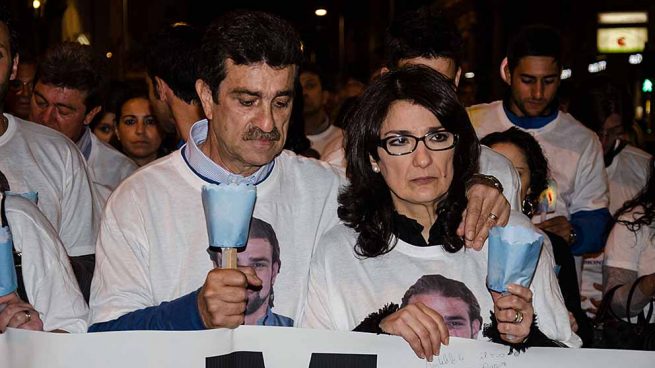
(487, 224), (543, 293)
(5, 191), (38, 205)
(0, 227), (17, 297)
(201, 183), (257, 248)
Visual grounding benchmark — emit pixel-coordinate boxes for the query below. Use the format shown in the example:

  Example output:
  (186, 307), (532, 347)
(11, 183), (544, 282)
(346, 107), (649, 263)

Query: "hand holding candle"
(202, 183), (257, 269)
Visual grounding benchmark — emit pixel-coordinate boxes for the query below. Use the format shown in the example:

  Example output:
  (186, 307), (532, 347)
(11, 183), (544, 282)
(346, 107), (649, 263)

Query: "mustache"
(243, 126), (281, 141)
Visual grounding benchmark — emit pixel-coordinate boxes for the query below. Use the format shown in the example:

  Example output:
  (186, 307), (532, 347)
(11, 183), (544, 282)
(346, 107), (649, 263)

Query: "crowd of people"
(0, 3), (653, 360)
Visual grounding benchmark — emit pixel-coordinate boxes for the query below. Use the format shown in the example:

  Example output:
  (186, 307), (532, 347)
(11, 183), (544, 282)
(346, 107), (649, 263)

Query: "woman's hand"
(459, 183), (511, 250)
(0, 293), (44, 333)
(491, 284), (534, 344)
(379, 303), (449, 361)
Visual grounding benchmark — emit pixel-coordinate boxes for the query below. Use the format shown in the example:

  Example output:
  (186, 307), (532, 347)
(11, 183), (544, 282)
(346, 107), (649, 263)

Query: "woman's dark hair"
(615, 158), (655, 234)
(480, 127), (549, 217)
(339, 65), (479, 257)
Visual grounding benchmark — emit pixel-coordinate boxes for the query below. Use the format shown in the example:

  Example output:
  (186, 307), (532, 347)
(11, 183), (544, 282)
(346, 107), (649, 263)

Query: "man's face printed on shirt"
(407, 293), (482, 339)
(237, 237), (279, 318)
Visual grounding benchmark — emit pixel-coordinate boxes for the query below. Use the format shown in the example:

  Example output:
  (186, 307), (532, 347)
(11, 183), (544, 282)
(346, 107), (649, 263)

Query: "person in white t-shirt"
(89, 11), (512, 333)
(301, 67), (580, 361)
(468, 25), (611, 257)
(0, 8), (99, 301)
(29, 42), (137, 205)
(568, 78), (652, 317)
(0, 188), (88, 333)
(603, 161), (655, 322)
(382, 7), (523, 246)
(300, 64), (346, 168)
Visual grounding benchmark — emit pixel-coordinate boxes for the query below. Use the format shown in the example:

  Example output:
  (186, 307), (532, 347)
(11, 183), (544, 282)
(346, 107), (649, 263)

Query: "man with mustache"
(469, 25), (611, 259)
(88, 10), (345, 331)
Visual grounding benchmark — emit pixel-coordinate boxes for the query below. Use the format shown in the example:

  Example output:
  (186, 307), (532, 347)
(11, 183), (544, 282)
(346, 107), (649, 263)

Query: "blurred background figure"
(5, 52), (36, 120)
(568, 77), (653, 318)
(89, 80), (132, 144)
(115, 89), (175, 167)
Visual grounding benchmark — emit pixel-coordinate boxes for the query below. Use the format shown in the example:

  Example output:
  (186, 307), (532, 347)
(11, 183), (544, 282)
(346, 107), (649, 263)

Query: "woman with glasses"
(300, 66), (578, 360)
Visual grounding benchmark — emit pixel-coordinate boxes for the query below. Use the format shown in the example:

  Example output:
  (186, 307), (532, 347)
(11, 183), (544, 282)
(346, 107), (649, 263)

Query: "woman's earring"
(372, 165), (380, 173)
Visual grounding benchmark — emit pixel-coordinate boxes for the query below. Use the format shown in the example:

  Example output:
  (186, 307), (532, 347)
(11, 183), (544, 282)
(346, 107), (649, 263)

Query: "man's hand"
(0, 293), (44, 333)
(491, 284), (534, 344)
(379, 303), (449, 361)
(458, 183), (510, 250)
(535, 216), (573, 244)
(197, 267), (262, 329)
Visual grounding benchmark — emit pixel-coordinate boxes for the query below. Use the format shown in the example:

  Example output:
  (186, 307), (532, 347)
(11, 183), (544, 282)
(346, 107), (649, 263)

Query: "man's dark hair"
(568, 77), (633, 133)
(35, 42), (106, 111)
(507, 25), (562, 72)
(385, 7), (463, 70)
(0, 170), (9, 192)
(615, 158), (655, 235)
(249, 217), (281, 267)
(339, 65), (479, 257)
(0, 4), (18, 60)
(480, 127), (550, 217)
(401, 274), (482, 327)
(145, 23), (202, 104)
(198, 10), (303, 102)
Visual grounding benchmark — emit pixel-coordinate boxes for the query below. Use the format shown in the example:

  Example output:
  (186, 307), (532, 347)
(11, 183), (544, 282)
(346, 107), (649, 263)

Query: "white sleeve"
(604, 211), (642, 272)
(60, 145), (100, 256)
(8, 197), (88, 333)
(479, 146), (522, 211)
(530, 232), (582, 347)
(88, 189), (153, 325)
(569, 137), (609, 214)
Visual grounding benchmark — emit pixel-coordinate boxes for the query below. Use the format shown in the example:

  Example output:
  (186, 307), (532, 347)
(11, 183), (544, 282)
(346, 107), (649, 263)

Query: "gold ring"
(24, 311), (31, 323)
(488, 213), (499, 222)
(513, 310), (523, 324)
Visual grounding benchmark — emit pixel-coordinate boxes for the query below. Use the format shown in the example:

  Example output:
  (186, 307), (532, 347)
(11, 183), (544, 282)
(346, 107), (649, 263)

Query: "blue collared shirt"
(76, 127), (93, 161)
(182, 119), (274, 185)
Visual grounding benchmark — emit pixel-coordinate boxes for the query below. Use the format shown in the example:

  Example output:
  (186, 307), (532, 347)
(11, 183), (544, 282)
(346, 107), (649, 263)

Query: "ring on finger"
(513, 310), (524, 324)
(487, 213), (499, 222)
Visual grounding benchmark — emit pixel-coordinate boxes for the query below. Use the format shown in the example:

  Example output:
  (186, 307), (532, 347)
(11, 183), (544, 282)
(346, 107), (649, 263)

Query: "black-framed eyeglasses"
(378, 130), (459, 156)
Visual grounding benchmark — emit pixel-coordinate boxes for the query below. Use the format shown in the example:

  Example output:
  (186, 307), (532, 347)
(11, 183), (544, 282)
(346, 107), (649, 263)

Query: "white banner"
(1, 326), (654, 368)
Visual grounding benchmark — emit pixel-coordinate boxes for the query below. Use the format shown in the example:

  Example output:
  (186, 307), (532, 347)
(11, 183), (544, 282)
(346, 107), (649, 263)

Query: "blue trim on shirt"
(182, 119), (274, 185)
(503, 103), (558, 130)
(76, 127), (93, 161)
(88, 289), (205, 331)
(569, 208), (612, 255)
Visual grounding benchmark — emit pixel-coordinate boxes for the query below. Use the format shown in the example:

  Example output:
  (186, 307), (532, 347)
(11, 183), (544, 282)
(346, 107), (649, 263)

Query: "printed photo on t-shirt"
(216, 217), (294, 327)
(401, 274), (482, 339)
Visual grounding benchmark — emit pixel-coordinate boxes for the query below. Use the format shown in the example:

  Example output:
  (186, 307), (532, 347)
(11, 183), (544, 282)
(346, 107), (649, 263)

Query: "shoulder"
(90, 134), (138, 170)
(276, 150), (346, 186)
(11, 116), (82, 154)
(314, 223), (358, 260)
(467, 101), (502, 115)
(557, 112), (598, 141)
(620, 144), (652, 163)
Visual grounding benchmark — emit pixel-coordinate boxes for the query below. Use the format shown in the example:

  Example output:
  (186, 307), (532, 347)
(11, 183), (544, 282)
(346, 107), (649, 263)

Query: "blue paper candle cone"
(487, 220), (544, 293)
(201, 183), (257, 249)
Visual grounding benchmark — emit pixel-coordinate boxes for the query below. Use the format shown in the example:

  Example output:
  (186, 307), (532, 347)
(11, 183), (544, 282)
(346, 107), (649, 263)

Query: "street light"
(315, 9), (327, 17)
(32, 0), (41, 9)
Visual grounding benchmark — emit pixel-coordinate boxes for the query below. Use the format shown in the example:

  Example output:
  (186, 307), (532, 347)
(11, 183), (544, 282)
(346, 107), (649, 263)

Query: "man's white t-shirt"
(468, 101), (609, 220)
(307, 124), (346, 169)
(89, 150), (345, 326)
(300, 213), (581, 347)
(0, 114), (99, 256)
(83, 129), (137, 205)
(4, 194), (88, 332)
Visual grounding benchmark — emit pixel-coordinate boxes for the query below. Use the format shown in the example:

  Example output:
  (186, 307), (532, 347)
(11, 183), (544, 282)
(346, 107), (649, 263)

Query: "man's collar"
(502, 99), (558, 130)
(76, 127), (93, 161)
(182, 119), (274, 185)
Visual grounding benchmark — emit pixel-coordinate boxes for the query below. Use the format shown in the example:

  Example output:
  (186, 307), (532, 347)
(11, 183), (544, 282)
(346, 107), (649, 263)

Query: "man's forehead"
(35, 82), (88, 104)
(0, 23), (11, 55)
(514, 56), (560, 74)
(222, 59), (296, 93)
